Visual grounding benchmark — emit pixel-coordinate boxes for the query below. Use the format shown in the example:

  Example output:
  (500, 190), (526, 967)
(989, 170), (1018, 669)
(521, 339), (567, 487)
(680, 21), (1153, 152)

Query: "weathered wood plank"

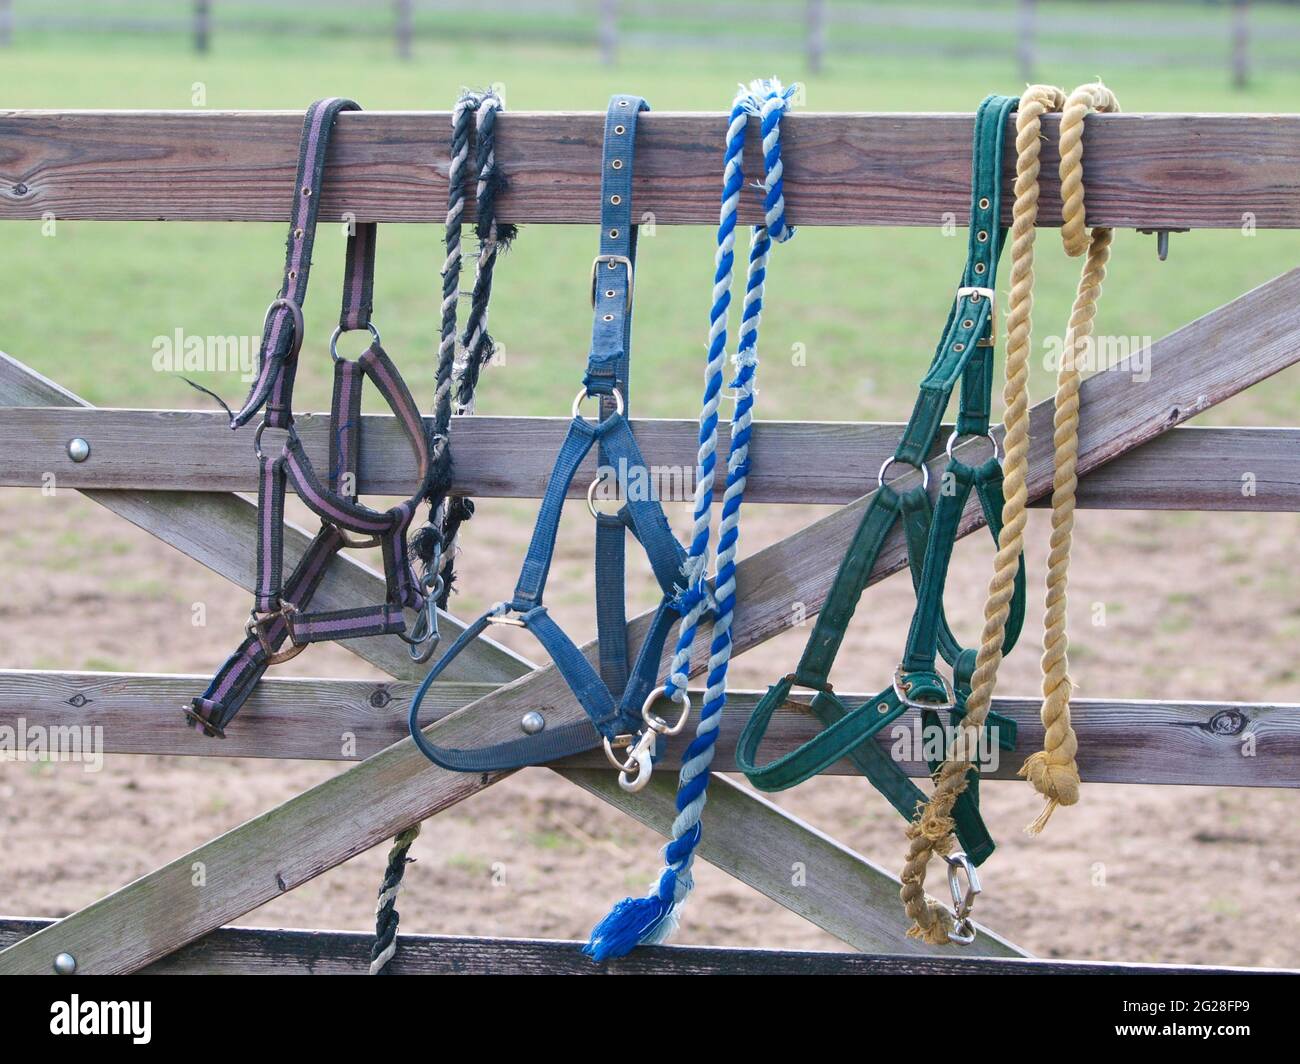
(4, 408), (1298, 512)
(5, 918), (1279, 976)
(2, 111), (1299, 228)
(0, 349), (973, 964)
(2, 670), (1290, 788)
(0, 350), (529, 685)
(5, 268), (1295, 975)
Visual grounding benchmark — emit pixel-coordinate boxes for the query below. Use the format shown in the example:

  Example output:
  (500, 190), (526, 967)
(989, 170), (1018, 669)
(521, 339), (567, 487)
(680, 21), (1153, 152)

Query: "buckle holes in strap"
(973, 262), (986, 275)
(978, 196), (990, 210)
(953, 342), (965, 353)
(294, 228), (304, 240)
(609, 228), (619, 239)
(977, 230), (989, 242)
(961, 319), (974, 329)
(611, 159), (623, 170)
(302, 186), (312, 197)
(603, 314), (614, 322)
(605, 289), (616, 298)
(614, 125), (626, 135)
(610, 194), (622, 205)
(878, 456), (930, 491)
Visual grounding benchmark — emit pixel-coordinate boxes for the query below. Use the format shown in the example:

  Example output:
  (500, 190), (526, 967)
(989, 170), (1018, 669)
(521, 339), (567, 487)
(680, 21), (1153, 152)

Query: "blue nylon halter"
(408, 95), (695, 771)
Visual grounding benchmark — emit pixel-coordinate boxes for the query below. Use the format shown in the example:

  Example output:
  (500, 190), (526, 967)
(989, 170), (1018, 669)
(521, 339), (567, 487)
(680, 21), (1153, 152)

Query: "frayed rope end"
(583, 894), (673, 963)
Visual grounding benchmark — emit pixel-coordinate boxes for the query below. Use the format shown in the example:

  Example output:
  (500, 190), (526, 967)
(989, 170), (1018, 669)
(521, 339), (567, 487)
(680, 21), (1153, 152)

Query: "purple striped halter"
(188, 98), (436, 738)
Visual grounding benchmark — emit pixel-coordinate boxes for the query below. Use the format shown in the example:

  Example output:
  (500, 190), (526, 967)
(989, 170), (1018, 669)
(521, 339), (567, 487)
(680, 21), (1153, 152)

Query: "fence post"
(807, 0), (827, 74)
(0, 0), (12, 49)
(1231, 0), (1250, 90)
(599, 0), (618, 67)
(1016, 0), (1036, 83)
(396, 0), (413, 61)
(193, 0), (210, 55)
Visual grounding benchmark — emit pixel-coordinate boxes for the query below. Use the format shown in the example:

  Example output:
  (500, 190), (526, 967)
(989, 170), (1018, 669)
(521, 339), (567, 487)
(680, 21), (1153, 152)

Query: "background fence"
(0, 0), (1297, 86)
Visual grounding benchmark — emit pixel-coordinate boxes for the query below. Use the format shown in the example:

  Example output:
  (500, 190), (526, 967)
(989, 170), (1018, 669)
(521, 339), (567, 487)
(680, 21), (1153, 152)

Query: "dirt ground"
(1, 484), (1297, 969)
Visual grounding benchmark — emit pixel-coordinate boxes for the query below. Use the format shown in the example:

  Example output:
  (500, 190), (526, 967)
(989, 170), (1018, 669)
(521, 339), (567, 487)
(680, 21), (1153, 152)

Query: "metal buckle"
(590, 254), (634, 312)
(261, 297), (305, 362)
(956, 285), (997, 348)
(245, 604), (306, 665)
(943, 852), (981, 945)
(892, 665), (956, 711)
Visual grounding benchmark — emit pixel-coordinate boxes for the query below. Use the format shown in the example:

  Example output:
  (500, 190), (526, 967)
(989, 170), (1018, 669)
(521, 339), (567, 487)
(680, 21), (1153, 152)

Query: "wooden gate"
(0, 108), (1297, 974)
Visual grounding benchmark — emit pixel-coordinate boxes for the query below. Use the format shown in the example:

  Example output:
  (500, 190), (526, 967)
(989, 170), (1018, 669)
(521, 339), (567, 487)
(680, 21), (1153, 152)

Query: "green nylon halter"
(735, 94), (1028, 866)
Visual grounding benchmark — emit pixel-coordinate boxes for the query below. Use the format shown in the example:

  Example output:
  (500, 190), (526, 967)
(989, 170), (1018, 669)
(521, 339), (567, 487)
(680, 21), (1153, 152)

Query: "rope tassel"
(585, 78), (797, 963)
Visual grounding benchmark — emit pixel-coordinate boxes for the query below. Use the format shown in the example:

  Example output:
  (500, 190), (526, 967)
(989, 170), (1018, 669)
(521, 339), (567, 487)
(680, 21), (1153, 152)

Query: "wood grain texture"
(4, 408), (1298, 511)
(2, 670), (1290, 788)
(0, 350), (529, 685)
(1, 110), (1298, 228)
(5, 267), (1293, 975)
(4, 919), (1278, 976)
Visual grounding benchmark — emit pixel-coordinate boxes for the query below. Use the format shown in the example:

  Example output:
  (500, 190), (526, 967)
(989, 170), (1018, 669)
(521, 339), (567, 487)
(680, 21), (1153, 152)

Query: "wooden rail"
(2, 111), (1300, 228)
(2, 670), (1291, 788)
(5, 409), (1297, 511)
(1, 918), (1285, 976)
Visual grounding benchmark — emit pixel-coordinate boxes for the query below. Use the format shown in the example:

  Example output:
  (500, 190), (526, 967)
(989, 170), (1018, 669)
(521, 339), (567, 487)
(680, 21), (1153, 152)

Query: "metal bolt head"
(67, 438), (90, 463)
(53, 952), (77, 975)
(520, 711), (545, 735)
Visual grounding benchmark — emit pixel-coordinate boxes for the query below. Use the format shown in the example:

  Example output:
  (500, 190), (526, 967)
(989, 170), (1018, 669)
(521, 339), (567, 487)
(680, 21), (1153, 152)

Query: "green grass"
(2, 24), (1300, 423)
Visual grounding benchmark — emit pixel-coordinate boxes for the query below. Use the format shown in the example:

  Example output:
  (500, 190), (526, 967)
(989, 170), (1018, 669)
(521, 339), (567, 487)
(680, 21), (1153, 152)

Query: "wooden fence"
(0, 108), (1298, 974)
(0, 1), (1293, 85)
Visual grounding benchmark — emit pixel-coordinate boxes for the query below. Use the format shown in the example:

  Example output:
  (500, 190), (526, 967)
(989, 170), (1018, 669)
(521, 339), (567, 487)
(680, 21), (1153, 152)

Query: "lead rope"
(370, 89), (512, 976)
(584, 78), (796, 961)
(1022, 81), (1118, 833)
(899, 81), (1117, 942)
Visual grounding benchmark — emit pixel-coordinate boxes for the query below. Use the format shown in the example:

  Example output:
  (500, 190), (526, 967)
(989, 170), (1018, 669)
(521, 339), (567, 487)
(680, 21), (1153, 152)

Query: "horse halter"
(736, 94), (1029, 937)
(188, 98), (435, 738)
(407, 94), (697, 787)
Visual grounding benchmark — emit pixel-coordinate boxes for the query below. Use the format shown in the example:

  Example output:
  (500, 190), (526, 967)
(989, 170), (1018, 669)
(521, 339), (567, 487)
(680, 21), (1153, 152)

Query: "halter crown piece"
(187, 98), (436, 738)
(735, 93), (1028, 945)
(584, 78), (797, 962)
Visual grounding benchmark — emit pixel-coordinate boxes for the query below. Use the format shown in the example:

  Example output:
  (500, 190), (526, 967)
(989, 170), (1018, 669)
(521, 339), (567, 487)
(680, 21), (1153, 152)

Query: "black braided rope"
(369, 824), (420, 975)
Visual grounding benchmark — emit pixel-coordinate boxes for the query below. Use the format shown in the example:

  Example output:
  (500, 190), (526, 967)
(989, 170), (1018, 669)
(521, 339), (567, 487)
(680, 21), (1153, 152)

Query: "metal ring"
(642, 685), (691, 736)
(586, 469), (624, 519)
(252, 420), (299, 461)
(329, 321), (382, 363)
(571, 386), (625, 420)
(945, 430), (1002, 465)
(892, 664), (956, 711)
(877, 456), (930, 492)
(262, 297), (305, 362)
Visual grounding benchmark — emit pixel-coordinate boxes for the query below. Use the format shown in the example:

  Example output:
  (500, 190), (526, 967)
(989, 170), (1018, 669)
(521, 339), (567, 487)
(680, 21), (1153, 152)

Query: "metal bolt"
(67, 438), (90, 463)
(53, 952), (77, 975)
(520, 711), (545, 735)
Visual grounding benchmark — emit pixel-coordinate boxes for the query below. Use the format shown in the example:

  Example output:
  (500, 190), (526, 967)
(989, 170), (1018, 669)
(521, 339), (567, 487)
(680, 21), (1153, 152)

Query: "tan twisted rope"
(1021, 81), (1119, 834)
(900, 85), (1065, 943)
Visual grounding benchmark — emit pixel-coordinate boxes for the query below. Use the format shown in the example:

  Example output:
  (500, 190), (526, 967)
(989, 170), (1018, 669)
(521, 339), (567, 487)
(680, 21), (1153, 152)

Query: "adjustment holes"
(605, 289), (616, 298)
(614, 125), (626, 135)
(293, 228), (304, 240)
(302, 186), (312, 197)
(961, 319), (974, 330)
(978, 197), (990, 210)
(611, 159), (623, 170)
(609, 228), (619, 239)
(977, 230), (989, 242)
(603, 314), (614, 322)
(610, 194), (622, 205)
(953, 342), (966, 353)
(973, 262), (987, 275)
(287, 269), (298, 281)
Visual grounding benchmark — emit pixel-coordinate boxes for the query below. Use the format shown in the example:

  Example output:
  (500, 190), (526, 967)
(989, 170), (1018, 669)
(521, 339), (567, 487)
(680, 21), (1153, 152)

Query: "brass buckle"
(957, 285), (997, 348)
(245, 604), (306, 665)
(591, 254), (634, 312)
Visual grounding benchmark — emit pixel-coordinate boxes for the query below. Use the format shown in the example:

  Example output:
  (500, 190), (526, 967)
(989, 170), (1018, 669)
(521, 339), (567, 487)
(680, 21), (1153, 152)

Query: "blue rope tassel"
(585, 78), (796, 962)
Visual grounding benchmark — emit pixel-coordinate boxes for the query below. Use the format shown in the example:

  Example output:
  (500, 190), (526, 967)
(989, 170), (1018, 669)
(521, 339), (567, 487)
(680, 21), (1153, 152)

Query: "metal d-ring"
(892, 664), (957, 711)
(586, 468), (624, 519)
(943, 851), (981, 945)
(571, 385), (625, 421)
(877, 455), (930, 492)
(945, 429), (1002, 465)
(642, 684), (691, 736)
(253, 420), (300, 461)
(329, 321), (382, 363)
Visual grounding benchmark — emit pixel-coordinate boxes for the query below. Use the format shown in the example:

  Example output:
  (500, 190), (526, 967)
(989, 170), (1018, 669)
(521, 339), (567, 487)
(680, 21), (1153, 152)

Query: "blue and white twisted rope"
(585, 78), (797, 962)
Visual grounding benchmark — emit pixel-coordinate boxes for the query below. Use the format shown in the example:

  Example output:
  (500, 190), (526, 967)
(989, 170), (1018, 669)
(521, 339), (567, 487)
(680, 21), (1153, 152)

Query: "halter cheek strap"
(735, 93), (1026, 865)
(408, 95), (695, 772)
(189, 98), (433, 738)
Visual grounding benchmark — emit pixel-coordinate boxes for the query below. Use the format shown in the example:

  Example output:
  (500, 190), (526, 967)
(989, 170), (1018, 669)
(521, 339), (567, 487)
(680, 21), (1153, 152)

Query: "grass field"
(2, 24), (1300, 424)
